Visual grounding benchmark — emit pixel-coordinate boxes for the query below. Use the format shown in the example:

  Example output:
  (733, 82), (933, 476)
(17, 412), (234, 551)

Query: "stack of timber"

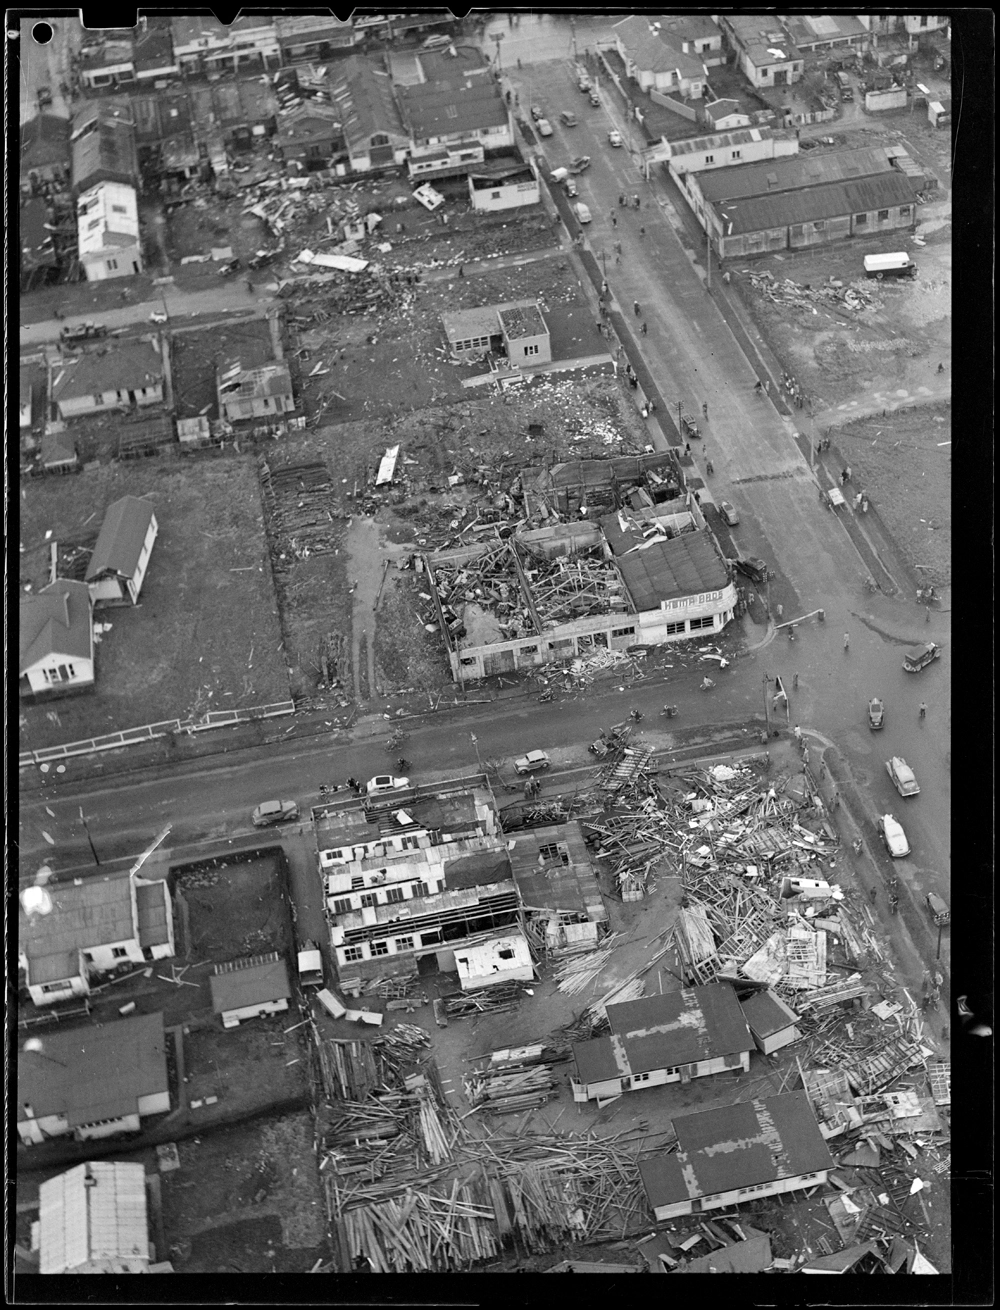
(445, 982), (525, 1017)
(463, 1063), (557, 1113)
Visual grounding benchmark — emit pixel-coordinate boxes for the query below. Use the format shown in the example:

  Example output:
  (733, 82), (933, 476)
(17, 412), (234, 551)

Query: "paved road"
(16, 17), (79, 125)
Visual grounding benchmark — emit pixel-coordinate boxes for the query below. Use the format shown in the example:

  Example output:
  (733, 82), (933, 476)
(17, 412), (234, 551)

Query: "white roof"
(39, 1162), (149, 1274)
(455, 932), (532, 979)
(77, 182), (139, 256)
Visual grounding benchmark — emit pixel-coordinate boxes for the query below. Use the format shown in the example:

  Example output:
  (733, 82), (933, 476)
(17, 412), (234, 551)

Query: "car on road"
(537, 119), (554, 137)
(878, 813), (911, 858)
(514, 750), (551, 776)
(577, 77), (590, 92)
(902, 642), (941, 673)
(564, 177), (578, 197)
(37, 85), (53, 109)
(886, 756), (921, 797)
(149, 310), (168, 324)
(569, 155), (591, 173)
(421, 33), (452, 50)
(924, 892), (950, 925)
(366, 775), (411, 796)
(60, 322), (109, 343)
(589, 89), (601, 106)
(719, 501), (740, 526)
(867, 697), (885, 730)
(733, 556), (768, 584)
(573, 202), (592, 224)
(608, 129), (622, 147)
(559, 111), (578, 127)
(252, 799), (299, 827)
(530, 105), (543, 121)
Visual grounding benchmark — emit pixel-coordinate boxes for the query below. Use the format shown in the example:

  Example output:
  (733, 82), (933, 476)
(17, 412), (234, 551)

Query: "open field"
(160, 1110), (327, 1273)
(18, 458), (289, 751)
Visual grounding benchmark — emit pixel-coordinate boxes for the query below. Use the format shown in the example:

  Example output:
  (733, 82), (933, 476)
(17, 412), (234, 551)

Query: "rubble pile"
(746, 269), (883, 314)
(520, 545), (627, 623)
(431, 542), (532, 643)
(258, 458), (347, 569)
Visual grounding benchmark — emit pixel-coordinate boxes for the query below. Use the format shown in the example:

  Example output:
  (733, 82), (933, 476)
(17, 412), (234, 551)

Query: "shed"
(41, 431), (79, 473)
(454, 933), (533, 991)
(210, 953), (291, 1028)
(927, 98), (951, 129)
(739, 986), (802, 1054)
(38, 1161), (151, 1274)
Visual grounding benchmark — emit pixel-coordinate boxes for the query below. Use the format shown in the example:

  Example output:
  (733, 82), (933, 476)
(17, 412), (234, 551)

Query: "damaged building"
(425, 454), (735, 681)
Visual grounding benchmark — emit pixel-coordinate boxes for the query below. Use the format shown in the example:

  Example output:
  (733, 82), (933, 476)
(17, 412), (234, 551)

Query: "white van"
(574, 202), (592, 224)
(863, 252), (916, 280)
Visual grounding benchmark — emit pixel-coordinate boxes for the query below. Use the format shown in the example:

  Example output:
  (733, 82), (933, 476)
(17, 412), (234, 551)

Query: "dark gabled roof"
(638, 1092), (832, 1208)
(71, 113), (138, 192)
(739, 987), (800, 1038)
(41, 432), (78, 468)
(676, 1234), (773, 1273)
(19, 579), (92, 677)
(134, 25), (176, 73)
(52, 341), (163, 405)
(602, 515), (730, 609)
(715, 172), (917, 236)
(608, 984), (753, 1074)
(17, 1012), (168, 1126)
(209, 958), (291, 1013)
(85, 496), (157, 583)
(613, 15), (709, 77)
(135, 881), (171, 947)
(698, 147), (895, 202)
(395, 57), (508, 140)
(572, 1035), (629, 1086)
(330, 56), (408, 150)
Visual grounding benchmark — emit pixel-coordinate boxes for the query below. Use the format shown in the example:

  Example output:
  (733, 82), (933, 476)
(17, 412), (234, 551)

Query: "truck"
(296, 940), (324, 988)
(863, 252), (917, 280)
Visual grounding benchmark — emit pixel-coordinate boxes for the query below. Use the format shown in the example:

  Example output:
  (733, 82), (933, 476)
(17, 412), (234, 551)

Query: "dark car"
(734, 556), (768, 584)
(902, 642), (942, 673)
(867, 697), (885, 730)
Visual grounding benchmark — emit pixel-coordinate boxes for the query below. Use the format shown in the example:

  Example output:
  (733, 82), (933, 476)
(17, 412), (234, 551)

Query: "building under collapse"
(425, 454), (737, 681)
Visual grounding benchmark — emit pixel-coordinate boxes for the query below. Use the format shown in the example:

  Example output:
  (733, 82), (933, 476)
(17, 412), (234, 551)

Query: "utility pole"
(762, 672), (771, 737)
(491, 30), (504, 72)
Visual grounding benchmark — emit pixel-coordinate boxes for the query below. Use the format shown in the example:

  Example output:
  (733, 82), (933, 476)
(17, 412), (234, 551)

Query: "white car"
(719, 501), (740, 527)
(366, 775), (411, 796)
(573, 202), (592, 224)
(878, 813), (911, 858)
(608, 129), (622, 147)
(537, 119), (554, 137)
(886, 757), (920, 798)
(514, 750), (551, 776)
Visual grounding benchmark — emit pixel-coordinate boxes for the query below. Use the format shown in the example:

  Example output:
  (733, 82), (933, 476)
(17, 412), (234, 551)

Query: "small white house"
(77, 182), (143, 282)
(468, 165), (540, 213)
(210, 954), (291, 1028)
(38, 1162), (155, 1274)
(51, 340), (164, 420)
(85, 495), (158, 606)
(455, 933), (534, 991)
(19, 579), (94, 698)
(17, 1013), (171, 1145)
(739, 987), (802, 1055)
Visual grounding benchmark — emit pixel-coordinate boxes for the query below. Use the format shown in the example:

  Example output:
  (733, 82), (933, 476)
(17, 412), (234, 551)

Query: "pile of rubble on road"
(745, 269), (883, 313)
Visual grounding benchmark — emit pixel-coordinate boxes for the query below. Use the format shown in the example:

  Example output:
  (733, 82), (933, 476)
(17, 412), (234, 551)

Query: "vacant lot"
(176, 852), (291, 961)
(170, 316), (278, 421)
(182, 1012), (310, 1113)
(19, 459), (289, 751)
(160, 1110), (328, 1273)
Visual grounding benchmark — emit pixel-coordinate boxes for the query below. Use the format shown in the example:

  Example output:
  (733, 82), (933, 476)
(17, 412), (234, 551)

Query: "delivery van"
(863, 252), (917, 280)
(834, 70), (853, 100)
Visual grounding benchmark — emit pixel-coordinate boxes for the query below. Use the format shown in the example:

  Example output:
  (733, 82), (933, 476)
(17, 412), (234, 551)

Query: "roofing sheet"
(441, 305), (502, 342)
(19, 579), (92, 678)
(639, 1092), (832, 1208)
(210, 958), (291, 1013)
(676, 1233), (773, 1273)
(508, 824), (601, 915)
(85, 495), (156, 582)
(573, 1034), (629, 1085)
(608, 984), (752, 1073)
(52, 341), (163, 404)
(17, 1012), (168, 1125)
(715, 172), (917, 235)
(739, 987), (800, 1037)
(602, 515), (729, 608)
(39, 1161), (149, 1274)
(135, 881), (171, 947)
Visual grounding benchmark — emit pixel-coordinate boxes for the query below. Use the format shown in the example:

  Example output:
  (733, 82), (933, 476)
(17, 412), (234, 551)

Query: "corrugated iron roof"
(715, 172), (917, 235)
(609, 983), (753, 1073)
(39, 1161), (149, 1274)
(17, 1012), (168, 1126)
(19, 579), (92, 679)
(52, 340), (163, 404)
(397, 62), (508, 141)
(331, 56), (408, 151)
(613, 16), (710, 77)
(85, 495), (156, 583)
(210, 958), (291, 1014)
(638, 1091), (832, 1208)
(602, 516), (729, 609)
(699, 146), (895, 201)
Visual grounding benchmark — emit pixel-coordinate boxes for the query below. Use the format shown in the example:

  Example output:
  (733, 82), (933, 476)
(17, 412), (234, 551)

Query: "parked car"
(867, 697), (885, 730)
(537, 119), (554, 137)
(60, 322), (108, 343)
(608, 129), (622, 147)
(569, 155), (591, 173)
(251, 799), (299, 827)
(218, 258), (242, 277)
(734, 556), (768, 584)
(564, 177), (579, 198)
(878, 813), (911, 858)
(577, 77), (591, 93)
(886, 756), (921, 797)
(296, 941), (324, 987)
(421, 33), (452, 50)
(37, 85), (53, 109)
(149, 310), (168, 324)
(530, 105), (543, 121)
(573, 202), (592, 224)
(589, 89), (601, 106)
(924, 892), (950, 925)
(559, 111), (578, 127)
(902, 642), (941, 673)
(719, 501), (740, 526)
(366, 775), (411, 796)
(514, 750), (551, 776)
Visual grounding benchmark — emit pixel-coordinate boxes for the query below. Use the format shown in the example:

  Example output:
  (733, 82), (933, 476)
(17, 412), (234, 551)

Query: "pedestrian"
(843, 632), (850, 650)
(793, 724), (802, 742)
(763, 379), (771, 395)
(601, 278), (609, 296)
(684, 442), (691, 455)
(702, 402), (708, 420)
(641, 321), (647, 335)
(793, 672), (799, 689)
(845, 466), (852, 482)
(634, 195), (640, 209)
(639, 226), (645, 238)
(458, 265), (464, 277)
(693, 490), (701, 505)
(633, 300), (640, 316)
(619, 193), (625, 207)
(919, 702), (927, 719)
(648, 397), (655, 413)
(937, 362), (944, 373)
(796, 393), (803, 409)
(611, 214), (617, 228)
(615, 253), (621, 265)
(869, 885), (878, 904)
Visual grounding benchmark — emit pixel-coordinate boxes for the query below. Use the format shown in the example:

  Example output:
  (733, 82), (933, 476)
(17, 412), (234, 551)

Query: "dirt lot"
(182, 1013), (310, 1112)
(160, 1110), (328, 1272)
(176, 852), (292, 961)
(19, 459), (288, 751)
(828, 403), (951, 586)
(170, 316), (278, 421)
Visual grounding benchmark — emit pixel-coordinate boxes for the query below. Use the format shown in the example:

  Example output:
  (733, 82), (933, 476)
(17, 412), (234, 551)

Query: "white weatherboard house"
(571, 984), (753, 1102)
(210, 953), (291, 1028)
(85, 495), (158, 605)
(18, 867), (174, 1007)
(51, 340), (163, 420)
(17, 1012), (171, 1144)
(639, 1091), (834, 1219)
(38, 1161), (155, 1274)
(76, 181), (143, 281)
(739, 987), (802, 1055)
(19, 579), (94, 697)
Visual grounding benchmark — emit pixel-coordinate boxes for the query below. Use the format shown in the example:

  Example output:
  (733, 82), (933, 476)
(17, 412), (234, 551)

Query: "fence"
(19, 700), (296, 769)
